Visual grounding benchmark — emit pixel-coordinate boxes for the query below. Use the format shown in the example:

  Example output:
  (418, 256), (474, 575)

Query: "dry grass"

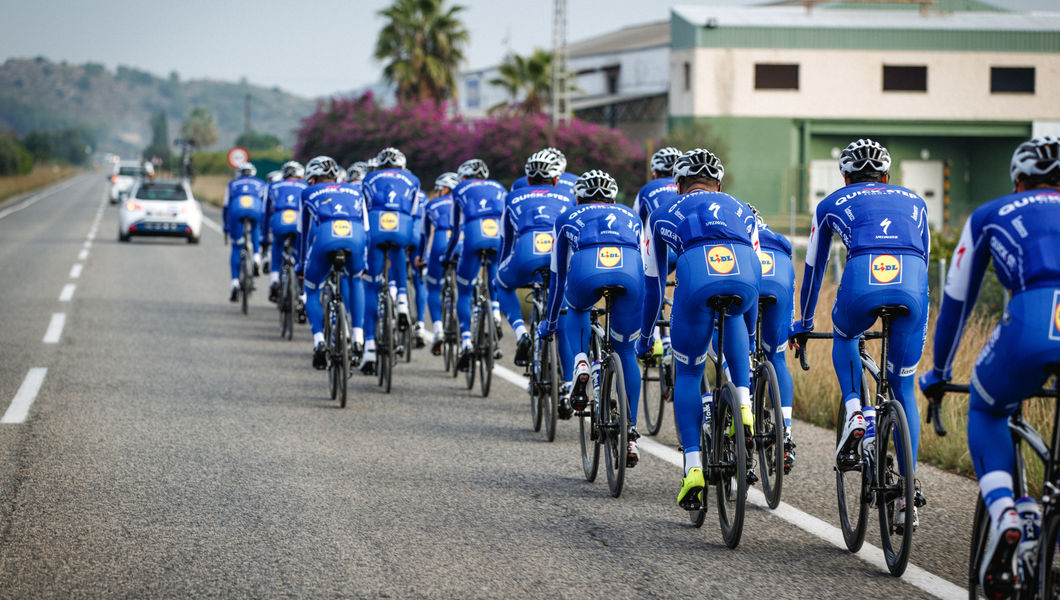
(789, 278), (1051, 479)
(190, 175), (230, 209)
(0, 165), (80, 203)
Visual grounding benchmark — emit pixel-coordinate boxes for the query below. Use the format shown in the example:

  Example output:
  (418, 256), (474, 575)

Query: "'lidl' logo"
(1054, 301), (1060, 336)
(481, 218), (499, 237)
(533, 232), (554, 255)
(281, 209), (297, 225)
(239, 195), (254, 208)
(707, 245), (737, 275)
(758, 251), (775, 276)
(380, 212), (399, 231)
(331, 219), (352, 237)
(597, 246), (622, 269)
(871, 254), (901, 284)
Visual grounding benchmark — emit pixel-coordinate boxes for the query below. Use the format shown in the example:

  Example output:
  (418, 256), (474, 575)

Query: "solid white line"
(83, 241), (92, 249)
(69, 264), (83, 279)
(492, 363), (965, 600)
(42, 313), (66, 344)
(0, 178), (80, 222)
(58, 284), (75, 302)
(202, 216), (224, 235)
(1, 368), (47, 424)
(78, 249), (89, 261)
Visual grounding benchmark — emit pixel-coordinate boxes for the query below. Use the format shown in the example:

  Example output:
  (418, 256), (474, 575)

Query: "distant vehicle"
(109, 160), (154, 204)
(118, 179), (203, 244)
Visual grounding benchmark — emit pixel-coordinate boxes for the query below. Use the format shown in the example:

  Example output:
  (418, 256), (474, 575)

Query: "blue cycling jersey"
(632, 177), (678, 226)
(223, 175), (265, 231)
(500, 184), (573, 259)
(300, 183), (368, 267)
(444, 178), (506, 262)
(362, 168), (421, 214)
(263, 179), (307, 238)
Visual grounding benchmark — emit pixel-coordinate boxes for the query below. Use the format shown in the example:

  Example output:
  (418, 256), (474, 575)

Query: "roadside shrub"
(0, 133), (34, 175)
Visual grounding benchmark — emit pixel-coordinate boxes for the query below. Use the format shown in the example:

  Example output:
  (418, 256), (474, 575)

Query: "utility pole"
(244, 92), (251, 135)
(551, 0), (570, 126)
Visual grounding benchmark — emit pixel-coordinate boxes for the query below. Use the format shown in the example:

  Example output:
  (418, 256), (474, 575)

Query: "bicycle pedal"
(746, 469), (759, 486)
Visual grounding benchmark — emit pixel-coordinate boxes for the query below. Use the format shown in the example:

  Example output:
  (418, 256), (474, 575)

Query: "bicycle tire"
(284, 267), (295, 340)
(967, 495), (989, 599)
(579, 363), (601, 483)
(530, 305), (544, 432)
(465, 302), (477, 390)
(239, 250), (250, 315)
(690, 423), (708, 527)
(715, 381), (747, 549)
(1038, 501), (1060, 599)
(755, 361), (785, 509)
(602, 353), (629, 498)
(380, 289), (394, 394)
(336, 300), (349, 408)
(877, 394), (915, 576)
(641, 359), (665, 436)
(325, 294), (338, 401)
(402, 313), (413, 364)
(443, 284), (457, 375)
(543, 336), (559, 443)
(479, 298), (494, 398)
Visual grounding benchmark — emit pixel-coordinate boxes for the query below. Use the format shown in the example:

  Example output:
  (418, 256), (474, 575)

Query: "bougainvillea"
(295, 93), (645, 200)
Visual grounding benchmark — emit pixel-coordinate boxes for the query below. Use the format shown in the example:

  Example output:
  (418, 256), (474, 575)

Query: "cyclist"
(299, 156), (368, 369)
(919, 136), (1060, 597)
(223, 162), (265, 302)
(360, 147), (421, 374)
(540, 170), (644, 464)
(636, 149), (760, 507)
(791, 138), (930, 530)
(265, 161), (308, 303)
(752, 209), (798, 472)
(497, 150), (574, 367)
(446, 158), (507, 370)
(632, 146), (681, 353)
(346, 161), (368, 190)
(416, 172), (461, 355)
(511, 147), (577, 200)
(408, 188), (430, 348)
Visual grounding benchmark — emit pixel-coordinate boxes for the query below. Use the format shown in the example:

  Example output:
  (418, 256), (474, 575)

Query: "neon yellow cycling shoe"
(678, 467), (705, 510)
(652, 338), (664, 357)
(727, 403), (755, 437)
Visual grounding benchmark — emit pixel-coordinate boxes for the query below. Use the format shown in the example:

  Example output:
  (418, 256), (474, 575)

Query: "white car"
(109, 160), (154, 204)
(118, 179), (203, 244)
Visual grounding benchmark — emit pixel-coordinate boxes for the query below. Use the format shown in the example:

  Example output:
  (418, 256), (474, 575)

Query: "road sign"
(227, 147), (249, 169)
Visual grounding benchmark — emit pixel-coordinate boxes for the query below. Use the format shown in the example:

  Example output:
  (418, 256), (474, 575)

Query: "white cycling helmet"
(525, 149), (562, 179)
(281, 160), (304, 179)
(458, 158), (489, 179)
(673, 149), (724, 182)
(839, 138), (891, 176)
(304, 156), (342, 181)
(543, 147), (567, 172)
(434, 172), (460, 191)
(266, 170), (282, 183)
(574, 169), (619, 202)
(237, 162), (257, 177)
(346, 161), (368, 182)
(1010, 136), (1060, 186)
(650, 147), (681, 175)
(376, 147), (407, 169)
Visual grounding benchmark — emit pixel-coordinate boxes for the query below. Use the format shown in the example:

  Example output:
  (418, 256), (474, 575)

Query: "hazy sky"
(1, 0), (1056, 98)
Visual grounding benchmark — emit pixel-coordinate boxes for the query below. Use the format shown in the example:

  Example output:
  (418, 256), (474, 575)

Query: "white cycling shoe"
(980, 508), (1022, 598)
(836, 411), (866, 465)
(895, 496), (919, 533)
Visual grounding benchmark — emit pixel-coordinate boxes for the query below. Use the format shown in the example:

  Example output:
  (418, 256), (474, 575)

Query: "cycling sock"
(433, 321), (443, 335)
(364, 339), (376, 353)
(844, 395), (862, 418)
(492, 308), (502, 321)
(982, 471), (1016, 524)
(230, 278), (239, 289)
(352, 327), (364, 345)
(461, 334), (471, 351)
(253, 252), (261, 264)
(684, 451), (702, 475)
(313, 332), (325, 346)
(782, 406), (792, 429)
(515, 324), (527, 339)
(737, 385), (751, 408)
(269, 272), (279, 285)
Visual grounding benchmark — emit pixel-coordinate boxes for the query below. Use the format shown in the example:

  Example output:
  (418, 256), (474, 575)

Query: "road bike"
(374, 241), (402, 394)
(525, 267), (560, 442)
(752, 295), (786, 509)
(441, 264), (459, 377)
(237, 218), (255, 315)
(277, 234), (297, 340)
(320, 250), (352, 407)
(465, 249), (498, 397)
(796, 305), (921, 576)
(640, 294), (674, 436)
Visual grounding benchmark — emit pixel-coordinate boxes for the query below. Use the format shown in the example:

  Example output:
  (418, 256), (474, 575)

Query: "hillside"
(0, 57), (318, 156)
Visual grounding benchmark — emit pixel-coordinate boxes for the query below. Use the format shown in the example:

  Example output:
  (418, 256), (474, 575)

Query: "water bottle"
(1016, 495), (1041, 559)
(590, 358), (602, 400)
(702, 394), (713, 448)
(861, 406), (877, 453)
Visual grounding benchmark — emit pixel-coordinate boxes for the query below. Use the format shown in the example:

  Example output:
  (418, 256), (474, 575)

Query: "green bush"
(194, 148), (292, 176)
(0, 133), (34, 175)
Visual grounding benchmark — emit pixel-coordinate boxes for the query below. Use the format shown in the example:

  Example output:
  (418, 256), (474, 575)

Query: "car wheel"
(119, 230), (130, 243)
(187, 235), (200, 245)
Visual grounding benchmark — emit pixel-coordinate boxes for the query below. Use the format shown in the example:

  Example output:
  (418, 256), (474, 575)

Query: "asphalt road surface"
(0, 175), (978, 598)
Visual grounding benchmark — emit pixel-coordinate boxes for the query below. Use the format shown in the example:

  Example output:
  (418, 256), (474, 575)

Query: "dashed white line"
(78, 249), (89, 260)
(491, 363), (965, 600)
(1, 368), (47, 424)
(58, 284), (75, 302)
(42, 313), (66, 344)
(69, 264), (83, 279)
(0, 178), (80, 222)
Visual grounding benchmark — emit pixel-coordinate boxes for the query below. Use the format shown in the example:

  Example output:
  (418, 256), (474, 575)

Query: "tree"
(235, 132), (282, 151)
(143, 111), (171, 164)
(180, 107), (218, 149)
(374, 0), (470, 104)
(489, 48), (554, 115)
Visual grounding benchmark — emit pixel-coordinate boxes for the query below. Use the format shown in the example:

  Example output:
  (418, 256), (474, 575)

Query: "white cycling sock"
(230, 278), (239, 289)
(433, 320), (443, 335)
(737, 386), (751, 408)
(313, 332), (325, 346)
(364, 339), (376, 353)
(685, 451), (702, 475)
(352, 327), (364, 345)
(845, 396), (863, 418)
(269, 272), (279, 285)
(515, 324), (527, 339)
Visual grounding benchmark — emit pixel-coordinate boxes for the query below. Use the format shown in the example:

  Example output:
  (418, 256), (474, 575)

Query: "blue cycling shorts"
(498, 230), (553, 290)
(269, 209), (300, 238)
(368, 209), (412, 250)
(304, 219), (367, 288)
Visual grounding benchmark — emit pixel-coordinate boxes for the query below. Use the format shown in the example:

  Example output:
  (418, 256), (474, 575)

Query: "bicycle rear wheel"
(1039, 501), (1060, 599)
(382, 290), (394, 394)
(543, 336), (559, 443)
(835, 379), (869, 553)
(325, 296), (338, 400)
(239, 252), (251, 315)
(641, 358), (665, 436)
(281, 268), (295, 340)
(401, 313), (413, 363)
(715, 381), (747, 549)
(478, 298), (494, 398)
(579, 370), (601, 483)
(465, 302), (477, 390)
(601, 353), (629, 498)
(877, 396), (915, 577)
(335, 301), (349, 407)
(755, 361), (785, 509)
(529, 309), (544, 432)
(967, 495), (989, 599)
(689, 424), (708, 528)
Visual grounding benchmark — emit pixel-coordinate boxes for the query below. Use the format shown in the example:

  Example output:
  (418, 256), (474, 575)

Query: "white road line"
(1, 368), (47, 424)
(78, 249), (89, 261)
(58, 284), (75, 302)
(202, 216), (224, 235)
(83, 241), (92, 250)
(69, 264), (83, 279)
(42, 313), (66, 344)
(491, 363), (965, 600)
(0, 178), (80, 222)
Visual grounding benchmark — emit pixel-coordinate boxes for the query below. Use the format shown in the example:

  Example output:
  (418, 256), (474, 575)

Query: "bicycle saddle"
(708, 294), (743, 311)
(871, 305), (910, 319)
(595, 285), (626, 298)
(759, 295), (777, 307)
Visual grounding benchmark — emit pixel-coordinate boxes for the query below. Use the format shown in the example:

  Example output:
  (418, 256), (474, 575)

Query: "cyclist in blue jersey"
(408, 188), (430, 348)
(265, 161), (308, 303)
(511, 147), (577, 200)
(299, 156), (368, 369)
(446, 158), (507, 370)
(415, 172), (461, 355)
(919, 137), (1060, 597)
(636, 149), (761, 507)
(346, 162), (367, 191)
(751, 208), (798, 472)
(223, 162), (266, 302)
(360, 147), (421, 374)
(791, 138), (930, 531)
(497, 150), (574, 368)
(541, 170), (644, 465)
(633, 146), (681, 352)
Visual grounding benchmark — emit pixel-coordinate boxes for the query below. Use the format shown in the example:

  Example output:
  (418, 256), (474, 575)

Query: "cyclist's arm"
(930, 215), (991, 379)
(298, 192), (313, 270)
(418, 214), (433, 261)
(262, 186), (273, 241)
(544, 223), (571, 329)
(444, 198), (462, 263)
(499, 206), (516, 260)
(222, 183), (231, 233)
(639, 220), (668, 339)
(796, 204), (834, 330)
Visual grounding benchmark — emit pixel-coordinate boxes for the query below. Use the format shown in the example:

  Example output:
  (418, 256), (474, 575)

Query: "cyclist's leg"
(345, 233), (367, 344)
(830, 260), (878, 419)
(425, 242), (446, 336)
(885, 291), (929, 477)
(669, 286), (713, 459)
(761, 265), (796, 431)
(268, 219), (286, 286)
(455, 250), (481, 347)
(495, 259), (527, 337)
(302, 242), (330, 346)
(363, 243), (385, 344)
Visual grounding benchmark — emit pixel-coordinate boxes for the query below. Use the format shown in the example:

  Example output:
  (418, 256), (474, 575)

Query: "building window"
(991, 67), (1035, 94)
(883, 65), (927, 92)
(754, 64), (799, 90)
(683, 62), (690, 91)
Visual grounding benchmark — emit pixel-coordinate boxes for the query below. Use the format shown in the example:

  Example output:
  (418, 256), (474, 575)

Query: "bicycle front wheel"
(601, 353), (629, 498)
(478, 298), (494, 398)
(835, 386), (869, 553)
(877, 396), (915, 577)
(465, 303), (477, 390)
(755, 361), (785, 509)
(240, 254), (251, 315)
(689, 424), (708, 528)
(715, 381), (747, 549)
(968, 495), (989, 599)
(641, 358), (665, 436)
(325, 297), (338, 400)
(1038, 500), (1060, 599)
(543, 336), (559, 443)
(281, 268), (295, 340)
(579, 390), (601, 482)
(335, 301), (349, 407)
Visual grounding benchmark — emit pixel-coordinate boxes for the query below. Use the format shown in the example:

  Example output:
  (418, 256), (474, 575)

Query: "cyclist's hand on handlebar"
(788, 322), (812, 352)
(635, 337), (653, 361)
(537, 321), (555, 340)
(413, 256), (427, 268)
(919, 371), (949, 436)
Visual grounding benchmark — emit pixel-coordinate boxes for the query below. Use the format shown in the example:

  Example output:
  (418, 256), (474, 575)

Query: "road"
(0, 175), (977, 598)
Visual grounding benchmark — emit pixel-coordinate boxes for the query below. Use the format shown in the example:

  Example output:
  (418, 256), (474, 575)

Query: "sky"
(1, 0), (1056, 99)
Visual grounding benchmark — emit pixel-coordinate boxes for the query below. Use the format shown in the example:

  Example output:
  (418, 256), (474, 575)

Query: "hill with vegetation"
(0, 57), (317, 157)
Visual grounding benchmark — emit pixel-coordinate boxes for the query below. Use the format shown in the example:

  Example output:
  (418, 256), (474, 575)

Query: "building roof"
(568, 21), (670, 58)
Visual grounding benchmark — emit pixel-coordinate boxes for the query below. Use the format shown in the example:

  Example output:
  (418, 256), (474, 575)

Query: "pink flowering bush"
(295, 93), (645, 199)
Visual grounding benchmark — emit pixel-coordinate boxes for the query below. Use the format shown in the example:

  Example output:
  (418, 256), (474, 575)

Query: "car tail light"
(111, 175), (118, 183)
(129, 225), (138, 231)
(125, 200), (142, 211)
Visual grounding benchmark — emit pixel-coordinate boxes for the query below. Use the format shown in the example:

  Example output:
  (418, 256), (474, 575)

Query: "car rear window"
(137, 184), (187, 201)
(118, 167), (146, 176)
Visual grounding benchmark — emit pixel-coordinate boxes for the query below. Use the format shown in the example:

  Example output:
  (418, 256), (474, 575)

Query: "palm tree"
(489, 48), (554, 115)
(375, 0), (470, 104)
